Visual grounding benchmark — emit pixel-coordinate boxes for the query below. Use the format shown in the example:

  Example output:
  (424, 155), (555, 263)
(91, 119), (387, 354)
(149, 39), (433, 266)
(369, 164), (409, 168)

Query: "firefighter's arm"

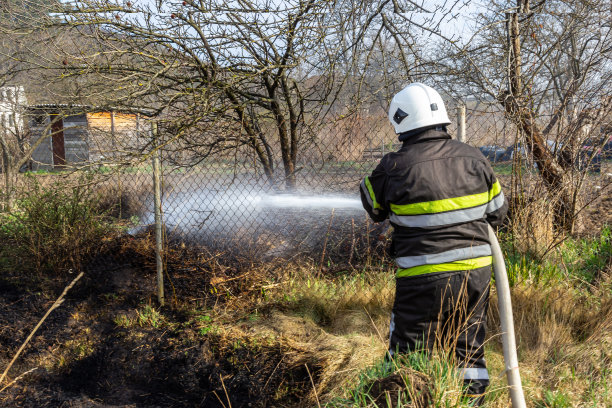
(483, 162), (508, 227)
(360, 163), (389, 223)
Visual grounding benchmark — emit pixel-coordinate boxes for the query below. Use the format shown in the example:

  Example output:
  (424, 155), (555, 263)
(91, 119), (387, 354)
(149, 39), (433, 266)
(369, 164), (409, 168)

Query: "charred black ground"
(0, 238), (328, 407)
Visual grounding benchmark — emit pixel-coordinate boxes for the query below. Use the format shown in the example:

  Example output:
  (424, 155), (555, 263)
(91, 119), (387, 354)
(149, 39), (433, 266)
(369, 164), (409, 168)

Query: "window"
(33, 114), (46, 125)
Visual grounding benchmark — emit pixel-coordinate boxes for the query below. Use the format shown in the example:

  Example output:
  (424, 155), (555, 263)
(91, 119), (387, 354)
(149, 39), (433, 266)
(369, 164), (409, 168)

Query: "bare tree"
(10, 0), (463, 189)
(439, 0), (611, 234)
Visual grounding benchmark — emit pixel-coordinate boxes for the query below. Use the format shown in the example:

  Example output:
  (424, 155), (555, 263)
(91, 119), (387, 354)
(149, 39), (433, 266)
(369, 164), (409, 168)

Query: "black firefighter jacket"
(360, 128), (508, 278)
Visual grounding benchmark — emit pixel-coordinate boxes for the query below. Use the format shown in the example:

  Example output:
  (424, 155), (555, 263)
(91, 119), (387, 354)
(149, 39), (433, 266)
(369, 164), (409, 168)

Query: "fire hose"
(488, 224), (527, 408)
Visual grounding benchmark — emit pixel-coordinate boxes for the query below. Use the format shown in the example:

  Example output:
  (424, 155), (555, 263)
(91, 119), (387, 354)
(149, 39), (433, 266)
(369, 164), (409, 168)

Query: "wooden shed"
(28, 105), (149, 170)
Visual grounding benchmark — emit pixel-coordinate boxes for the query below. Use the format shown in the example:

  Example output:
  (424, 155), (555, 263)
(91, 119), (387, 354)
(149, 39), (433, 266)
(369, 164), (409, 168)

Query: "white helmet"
(388, 83), (451, 134)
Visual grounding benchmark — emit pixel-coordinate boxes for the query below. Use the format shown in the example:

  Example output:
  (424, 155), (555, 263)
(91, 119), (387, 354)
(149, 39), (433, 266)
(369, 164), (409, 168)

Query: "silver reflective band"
(486, 191), (505, 213)
(388, 312), (396, 356)
(395, 245), (492, 269)
(360, 179), (379, 214)
(458, 367), (489, 380)
(389, 203), (487, 227)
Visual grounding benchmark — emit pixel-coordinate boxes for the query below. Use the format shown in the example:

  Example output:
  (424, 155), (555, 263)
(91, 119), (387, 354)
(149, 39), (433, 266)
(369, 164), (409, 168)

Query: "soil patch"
(367, 368), (431, 408)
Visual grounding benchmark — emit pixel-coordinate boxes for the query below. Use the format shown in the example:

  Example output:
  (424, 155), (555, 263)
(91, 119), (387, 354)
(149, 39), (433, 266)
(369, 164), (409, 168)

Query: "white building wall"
(0, 86), (27, 135)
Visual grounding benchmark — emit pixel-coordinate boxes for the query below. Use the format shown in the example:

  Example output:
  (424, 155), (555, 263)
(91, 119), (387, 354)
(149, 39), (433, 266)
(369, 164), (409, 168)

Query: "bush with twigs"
(0, 174), (116, 275)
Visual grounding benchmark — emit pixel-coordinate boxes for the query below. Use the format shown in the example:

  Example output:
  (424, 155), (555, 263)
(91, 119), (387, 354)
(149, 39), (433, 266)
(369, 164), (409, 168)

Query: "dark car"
(478, 145), (513, 163)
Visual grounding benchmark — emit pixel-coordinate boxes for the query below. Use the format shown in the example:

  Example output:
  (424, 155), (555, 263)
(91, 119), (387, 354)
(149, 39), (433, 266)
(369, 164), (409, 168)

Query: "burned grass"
(0, 233), (392, 407)
(1, 221), (611, 407)
(0, 322), (323, 407)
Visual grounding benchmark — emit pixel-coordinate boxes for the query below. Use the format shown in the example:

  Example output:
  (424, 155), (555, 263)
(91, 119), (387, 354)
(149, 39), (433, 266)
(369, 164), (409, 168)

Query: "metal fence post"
(457, 104), (466, 143)
(151, 121), (164, 306)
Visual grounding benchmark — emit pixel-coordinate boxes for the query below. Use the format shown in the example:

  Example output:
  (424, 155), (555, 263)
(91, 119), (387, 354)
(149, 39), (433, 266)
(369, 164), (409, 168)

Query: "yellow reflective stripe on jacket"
(489, 180), (502, 199)
(390, 180), (502, 215)
(396, 256), (493, 278)
(364, 176), (382, 210)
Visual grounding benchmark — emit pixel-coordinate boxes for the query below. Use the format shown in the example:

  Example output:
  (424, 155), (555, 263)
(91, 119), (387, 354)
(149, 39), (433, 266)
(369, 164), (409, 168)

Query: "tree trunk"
(281, 77), (300, 190)
(0, 141), (15, 212)
(232, 103), (275, 183)
(270, 94), (296, 190)
(504, 8), (576, 234)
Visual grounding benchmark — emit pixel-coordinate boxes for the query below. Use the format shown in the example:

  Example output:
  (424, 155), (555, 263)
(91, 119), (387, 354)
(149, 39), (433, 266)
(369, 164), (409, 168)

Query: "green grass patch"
(557, 226), (611, 282)
(326, 352), (471, 407)
(535, 389), (573, 408)
(492, 163), (513, 175)
(137, 305), (164, 328)
(501, 226), (611, 285)
(503, 253), (565, 286)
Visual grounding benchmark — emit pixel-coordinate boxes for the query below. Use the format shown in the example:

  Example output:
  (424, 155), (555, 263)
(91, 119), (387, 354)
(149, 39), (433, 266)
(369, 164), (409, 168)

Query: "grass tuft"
(326, 351), (472, 408)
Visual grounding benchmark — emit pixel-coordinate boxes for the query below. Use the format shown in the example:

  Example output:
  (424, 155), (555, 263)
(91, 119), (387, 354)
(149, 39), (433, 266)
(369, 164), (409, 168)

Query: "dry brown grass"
(211, 309), (389, 405)
(94, 176), (150, 219)
(487, 271), (612, 406)
(508, 195), (556, 256)
(172, 249), (611, 406)
(116, 226), (611, 407)
(231, 259), (612, 406)
(197, 263), (397, 404)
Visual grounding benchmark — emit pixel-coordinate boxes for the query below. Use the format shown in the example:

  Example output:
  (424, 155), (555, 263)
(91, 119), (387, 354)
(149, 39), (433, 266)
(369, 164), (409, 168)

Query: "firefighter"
(360, 83), (508, 405)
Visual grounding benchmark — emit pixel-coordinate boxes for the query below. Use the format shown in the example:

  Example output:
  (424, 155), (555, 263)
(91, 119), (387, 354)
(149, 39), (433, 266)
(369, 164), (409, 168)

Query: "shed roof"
(27, 104), (154, 116)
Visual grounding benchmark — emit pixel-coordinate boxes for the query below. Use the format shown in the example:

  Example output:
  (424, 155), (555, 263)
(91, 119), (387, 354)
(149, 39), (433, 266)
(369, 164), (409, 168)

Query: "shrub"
(0, 174), (115, 275)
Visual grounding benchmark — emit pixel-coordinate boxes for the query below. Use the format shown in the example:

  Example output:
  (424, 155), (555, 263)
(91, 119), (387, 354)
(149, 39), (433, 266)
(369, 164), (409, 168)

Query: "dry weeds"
(186, 252), (611, 406)
(507, 195), (556, 256)
(487, 271), (612, 406)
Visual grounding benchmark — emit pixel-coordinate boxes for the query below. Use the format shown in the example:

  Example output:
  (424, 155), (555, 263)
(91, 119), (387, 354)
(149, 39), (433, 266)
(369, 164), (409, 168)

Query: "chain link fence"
(2, 97), (609, 303)
(142, 101), (525, 256)
(0, 102), (536, 259)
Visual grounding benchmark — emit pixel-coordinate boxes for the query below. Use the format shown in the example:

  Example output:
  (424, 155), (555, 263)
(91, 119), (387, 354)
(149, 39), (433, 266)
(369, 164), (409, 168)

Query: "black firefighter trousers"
(388, 266), (491, 397)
